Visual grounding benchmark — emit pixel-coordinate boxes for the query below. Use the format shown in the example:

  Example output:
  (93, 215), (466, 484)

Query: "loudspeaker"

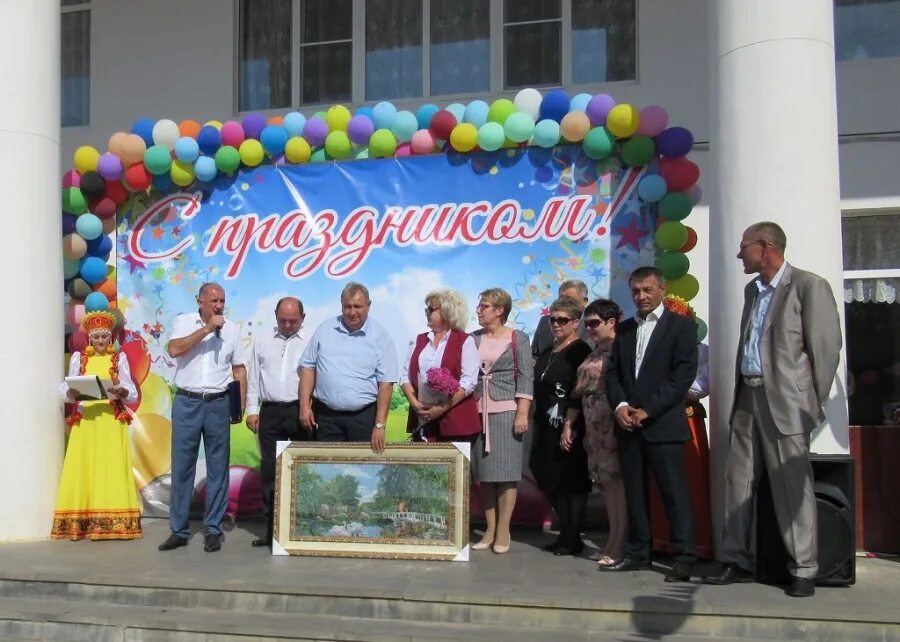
(756, 454), (855, 586)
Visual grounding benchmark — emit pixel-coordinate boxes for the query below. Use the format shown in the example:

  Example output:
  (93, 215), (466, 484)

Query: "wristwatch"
(374, 422), (386, 430)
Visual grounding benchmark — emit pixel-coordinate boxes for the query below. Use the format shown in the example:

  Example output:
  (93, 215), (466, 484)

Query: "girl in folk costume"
(53, 311), (142, 541)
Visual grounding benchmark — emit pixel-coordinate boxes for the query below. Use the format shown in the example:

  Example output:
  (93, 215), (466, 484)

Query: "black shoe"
(785, 576), (815, 598)
(665, 561), (694, 583)
(542, 539), (564, 552)
(204, 533), (222, 553)
(158, 534), (188, 551)
(553, 543), (585, 557)
(598, 555), (651, 572)
(251, 537), (271, 548)
(702, 562), (755, 585)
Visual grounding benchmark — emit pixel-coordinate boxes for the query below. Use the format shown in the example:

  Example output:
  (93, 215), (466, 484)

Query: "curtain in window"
(843, 213), (900, 303)
(572, 0), (635, 84)
(366, 0), (423, 101)
(430, 0), (490, 96)
(239, 0), (292, 111)
(61, 10), (90, 127)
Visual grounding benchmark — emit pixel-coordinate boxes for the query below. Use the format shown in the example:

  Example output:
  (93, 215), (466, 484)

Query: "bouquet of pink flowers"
(425, 367), (459, 397)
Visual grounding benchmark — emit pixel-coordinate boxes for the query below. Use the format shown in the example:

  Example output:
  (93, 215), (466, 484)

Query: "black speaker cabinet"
(756, 454), (855, 586)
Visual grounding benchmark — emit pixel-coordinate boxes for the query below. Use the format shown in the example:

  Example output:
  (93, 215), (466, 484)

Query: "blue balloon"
(637, 174), (668, 203)
(532, 119), (561, 148)
(62, 213), (77, 235)
(355, 106), (375, 121)
(260, 125), (288, 155)
(416, 104), (440, 130)
(84, 291), (109, 312)
(390, 111), (418, 142)
(197, 125), (222, 155)
(86, 234), (112, 256)
(152, 172), (173, 191)
(131, 118), (155, 146)
(463, 100), (490, 127)
(445, 103), (466, 122)
(63, 258), (80, 279)
(283, 112), (306, 137)
(174, 136), (200, 162)
(75, 213), (103, 241)
(570, 93), (592, 112)
(194, 156), (218, 182)
(79, 256), (108, 285)
(372, 101), (398, 130)
(539, 89), (571, 123)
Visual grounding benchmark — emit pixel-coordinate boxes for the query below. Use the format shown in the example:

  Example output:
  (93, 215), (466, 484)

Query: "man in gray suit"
(704, 222), (841, 598)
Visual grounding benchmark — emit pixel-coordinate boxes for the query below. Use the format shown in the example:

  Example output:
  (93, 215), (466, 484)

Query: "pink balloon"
(220, 120), (246, 148)
(686, 184), (703, 205)
(395, 142), (412, 157)
(637, 105), (669, 137)
(410, 129), (436, 155)
(68, 330), (88, 353)
(197, 466), (262, 518)
(62, 170), (81, 189)
(66, 302), (86, 328)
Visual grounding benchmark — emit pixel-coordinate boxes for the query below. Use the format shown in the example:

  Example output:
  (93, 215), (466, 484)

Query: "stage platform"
(0, 518), (897, 641)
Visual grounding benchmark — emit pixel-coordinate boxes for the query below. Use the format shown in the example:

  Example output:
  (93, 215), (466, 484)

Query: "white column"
(708, 1), (849, 550)
(0, 1), (64, 541)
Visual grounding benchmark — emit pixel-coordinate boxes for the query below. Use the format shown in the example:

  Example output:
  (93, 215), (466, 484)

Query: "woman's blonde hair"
(425, 288), (468, 331)
(478, 287), (513, 323)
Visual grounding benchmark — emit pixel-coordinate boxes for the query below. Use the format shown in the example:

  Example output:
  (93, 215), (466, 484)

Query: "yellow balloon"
(137, 372), (173, 417)
(239, 139), (264, 167)
(130, 413), (172, 488)
(606, 103), (641, 139)
(449, 123), (478, 152)
(204, 120), (223, 130)
(284, 136), (312, 163)
(170, 159), (195, 187)
(325, 105), (352, 132)
(73, 146), (101, 173)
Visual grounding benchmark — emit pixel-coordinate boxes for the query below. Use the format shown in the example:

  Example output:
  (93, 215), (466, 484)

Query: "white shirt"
(399, 331), (479, 394)
(245, 327), (308, 415)
(634, 302), (665, 377)
(169, 312), (248, 393)
(60, 351), (138, 408)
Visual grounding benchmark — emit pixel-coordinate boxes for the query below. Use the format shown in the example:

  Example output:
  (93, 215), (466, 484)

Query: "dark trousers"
(259, 401), (312, 538)
(314, 400), (376, 442)
(618, 433), (695, 563)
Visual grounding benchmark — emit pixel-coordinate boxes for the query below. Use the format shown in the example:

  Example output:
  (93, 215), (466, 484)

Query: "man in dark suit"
(704, 222), (841, 598)
(603, 267), (699, 581)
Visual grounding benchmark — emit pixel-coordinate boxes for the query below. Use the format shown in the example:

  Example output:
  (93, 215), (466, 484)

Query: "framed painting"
(272, 442), (470, 561)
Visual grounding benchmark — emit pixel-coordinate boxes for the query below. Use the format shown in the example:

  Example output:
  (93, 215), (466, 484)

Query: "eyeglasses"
(738, 239), (769, 252)
(475, 303), (494, 311)
(424, 306), (440, 315)
(548, 316), (575, 326)
(584, 318), (606, 329)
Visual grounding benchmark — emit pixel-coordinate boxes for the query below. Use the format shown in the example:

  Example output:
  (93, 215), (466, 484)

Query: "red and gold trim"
(66, 351), (132, 426)
(50, 509), (142, 541)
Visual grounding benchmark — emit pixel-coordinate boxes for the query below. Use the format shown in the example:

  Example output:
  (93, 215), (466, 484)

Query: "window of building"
(842, 211), (900, 426)
(237, 0), (636, 109)
(61, 0), (91, 127)
(835, 0), (900, 62)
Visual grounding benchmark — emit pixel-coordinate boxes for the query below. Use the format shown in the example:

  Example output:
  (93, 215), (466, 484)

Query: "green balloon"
(313, 110), (327, 121)
(214, 146), (241, 174)
(487, 99), (516, 125)
(668, 274), (700, 301)
(310, 147), (330, 163)
(655, 221), (688, 251)
(621, 135), (655, 167)
(655, 251), (690, 280)
(477, 122), (505, 152)
(504, 111), (535, 143)
(325, 131), (352, 159)
(658, 192), (693, 221)
(696, 317), (708, 343)
(354, 147), (370, 160)
(369, 129), (397, 158)
(583, 127), (615, 160)
(143, 145), (172, 175)
(62, 187), (87, 214)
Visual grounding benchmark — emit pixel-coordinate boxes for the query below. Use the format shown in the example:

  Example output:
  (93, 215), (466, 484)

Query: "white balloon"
(514, 88), (543, 122)
(152, 119), (180, 150)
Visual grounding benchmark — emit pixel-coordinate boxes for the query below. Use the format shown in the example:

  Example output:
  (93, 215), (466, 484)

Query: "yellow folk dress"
(51, 352), (142, 540)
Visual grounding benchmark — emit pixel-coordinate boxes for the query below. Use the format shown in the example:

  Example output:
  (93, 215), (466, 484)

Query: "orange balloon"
(93, 277), (117, 299)
(102, 216), (117, 234)
(119, 134), (147, 165)
(108, 132), (128, 156)
(130, 413), (173, 488)
(267, 116), (284, 125)
(179, 119), (201, 139)
(680, 226), (698, 253)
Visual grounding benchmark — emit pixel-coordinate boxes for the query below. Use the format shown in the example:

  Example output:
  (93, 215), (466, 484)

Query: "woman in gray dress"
(470, 288), (533, 554)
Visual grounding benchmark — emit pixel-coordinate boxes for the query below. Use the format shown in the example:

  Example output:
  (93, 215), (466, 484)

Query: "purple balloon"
(96, 153), (123, 181)
(347, 115), (375, 145)
(585, 94), (617, 126)
(303, 117), (329, 147)
(241, 113), (268, 140)
(62, 213), (77, 235)
(655, 127), (694, 158)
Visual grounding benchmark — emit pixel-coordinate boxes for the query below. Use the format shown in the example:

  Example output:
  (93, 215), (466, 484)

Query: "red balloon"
(123, 163), (152, 192)
(429, 110), (457, 141)
(68, 330), (88, 353)
(105, 180), (129, 205)
(660, 158), (700, 192)
(119, 330), (151, 384)
(89, 195), (118, 219)
(680, 226), (698, 253)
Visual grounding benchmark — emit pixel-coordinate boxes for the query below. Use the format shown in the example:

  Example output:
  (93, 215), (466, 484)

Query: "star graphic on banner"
(117, 296), (132, 313)
(615, 216), (649, 251)
(590, 266), (608, 280)
(151, 226), (164, 240)
(122, 254), (146, 273)
(172, 226), (182, 238)
(540, 307), (550, 316)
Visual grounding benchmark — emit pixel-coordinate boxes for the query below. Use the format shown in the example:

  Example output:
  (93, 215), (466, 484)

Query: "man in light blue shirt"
(298, 282), (398, 451)
(740, 260), (788, 376)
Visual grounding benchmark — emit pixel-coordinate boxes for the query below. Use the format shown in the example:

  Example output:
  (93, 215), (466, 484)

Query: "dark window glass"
(572, 0), (636, 83)
(61, 9), (90, 127)
(301, 42), (353, 104)
(430, 0), (490, 95)
(238, 0), (292, 111)
(366, 0), (423, 100)
(505, 21), (561, 88)
(835, 0), (900, 61)
(505, 0), (561, 23)
(303, 0), (352, 42)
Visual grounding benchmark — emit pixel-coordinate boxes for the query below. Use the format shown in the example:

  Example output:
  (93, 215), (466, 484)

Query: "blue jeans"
(169, 394), (230, 537)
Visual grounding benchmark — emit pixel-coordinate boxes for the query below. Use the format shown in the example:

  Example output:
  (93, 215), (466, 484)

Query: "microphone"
(215, 328), (221, 339)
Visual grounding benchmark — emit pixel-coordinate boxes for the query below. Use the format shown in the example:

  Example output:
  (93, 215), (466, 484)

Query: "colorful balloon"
(449, 123), (478, 152)
(606, 103), (640, 138)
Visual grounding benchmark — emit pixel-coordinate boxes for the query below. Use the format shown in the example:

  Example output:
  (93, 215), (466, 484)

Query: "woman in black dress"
(530, 297), (592, 556)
